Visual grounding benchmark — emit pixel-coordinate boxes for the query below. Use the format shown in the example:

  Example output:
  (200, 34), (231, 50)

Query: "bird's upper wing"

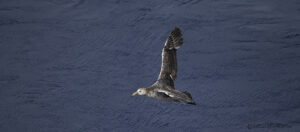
(157, 27), (183, 88)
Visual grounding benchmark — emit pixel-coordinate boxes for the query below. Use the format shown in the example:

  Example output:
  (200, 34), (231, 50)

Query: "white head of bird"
(131, 88), (147, 97)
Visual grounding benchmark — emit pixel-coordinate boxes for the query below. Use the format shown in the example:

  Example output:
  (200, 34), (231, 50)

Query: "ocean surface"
(1, 0), (300, 131)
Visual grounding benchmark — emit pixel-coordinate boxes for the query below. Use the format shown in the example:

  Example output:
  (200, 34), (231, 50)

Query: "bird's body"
(132, 27), (196, 105)
(147, 82), (195, 104)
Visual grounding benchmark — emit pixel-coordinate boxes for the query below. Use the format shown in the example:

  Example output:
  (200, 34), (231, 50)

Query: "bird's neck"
(145, 87), (156, 97)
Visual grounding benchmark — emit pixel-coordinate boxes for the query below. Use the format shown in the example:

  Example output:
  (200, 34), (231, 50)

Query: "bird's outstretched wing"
(157, 27), (183, 88)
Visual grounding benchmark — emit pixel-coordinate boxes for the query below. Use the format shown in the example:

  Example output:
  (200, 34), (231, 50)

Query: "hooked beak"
(131, 91), (138, 97)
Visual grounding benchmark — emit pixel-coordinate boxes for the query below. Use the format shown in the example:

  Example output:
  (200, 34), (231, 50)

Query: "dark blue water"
(1, 0), (300, 131)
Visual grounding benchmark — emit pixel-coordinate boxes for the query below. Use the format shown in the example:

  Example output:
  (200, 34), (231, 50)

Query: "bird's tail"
(188, 102), (196, 105)
(165, 27), (183, 49)
(183, 91), (196, 105)
(183, 91), (193, 99)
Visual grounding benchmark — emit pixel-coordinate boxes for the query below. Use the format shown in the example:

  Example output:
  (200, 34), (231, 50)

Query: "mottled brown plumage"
(132, 27), (195, 105)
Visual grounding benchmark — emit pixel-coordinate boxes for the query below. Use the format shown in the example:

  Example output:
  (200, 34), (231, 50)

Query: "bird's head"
(131, 88), (147, 97)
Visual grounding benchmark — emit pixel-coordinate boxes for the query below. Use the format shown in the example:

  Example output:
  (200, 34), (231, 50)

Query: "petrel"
(131, 27), (196, 105)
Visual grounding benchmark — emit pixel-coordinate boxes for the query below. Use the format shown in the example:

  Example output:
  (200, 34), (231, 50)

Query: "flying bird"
(131, 27), (196, 105)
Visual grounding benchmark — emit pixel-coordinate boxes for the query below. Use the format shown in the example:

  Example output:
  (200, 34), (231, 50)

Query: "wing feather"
(157, 27), (183, 88)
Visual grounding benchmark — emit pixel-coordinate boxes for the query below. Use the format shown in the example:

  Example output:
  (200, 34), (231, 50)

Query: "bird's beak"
(131, 91), (138, 97)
